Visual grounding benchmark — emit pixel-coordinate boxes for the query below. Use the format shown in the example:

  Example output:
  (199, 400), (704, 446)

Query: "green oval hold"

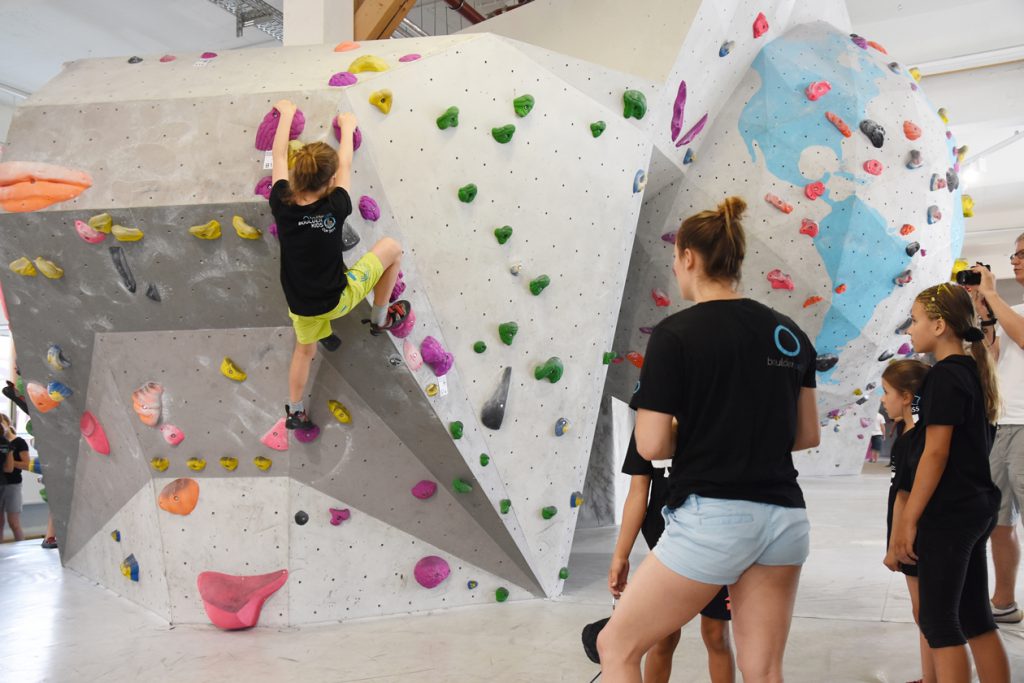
(436, 106), (459, 130)
(602, 351), (616, 365)
(500, 498), (511, 514)
(559, 567), (570, 580)
(513, 94), (535, 117)
(496, 586), (510, 602)
(453, 478), (473, 493)
(492, 124), (516, 143)
(534, 357), (564, 383)
(474, 341), (487, 353)
(494, 226), (513, 244)
(529, 274), (550, 296)
(590, 120), (607, 137)
(541, 505), (558, 520)
(458, 183), (478, 203)
(480, 453), (490, 466)
(449, 421), (464, 439)
(623, 89), (647, 120)
(499, 321), (519, 345)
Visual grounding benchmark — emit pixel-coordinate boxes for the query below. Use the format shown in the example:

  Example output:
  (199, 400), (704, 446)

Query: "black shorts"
(870, 435), (883, 451)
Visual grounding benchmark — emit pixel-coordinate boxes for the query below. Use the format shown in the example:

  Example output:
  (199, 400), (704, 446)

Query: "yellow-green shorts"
(289, 251), (384, 344)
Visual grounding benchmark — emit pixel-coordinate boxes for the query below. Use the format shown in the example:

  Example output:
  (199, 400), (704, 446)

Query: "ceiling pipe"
(444, 0), (485, 24)
(0, 82), (29, 100)
(962, 129), (1024, 168)
(916, 44), (1024, 77)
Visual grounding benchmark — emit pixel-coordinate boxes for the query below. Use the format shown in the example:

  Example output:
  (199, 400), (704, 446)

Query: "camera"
(955, 263), (990, 286)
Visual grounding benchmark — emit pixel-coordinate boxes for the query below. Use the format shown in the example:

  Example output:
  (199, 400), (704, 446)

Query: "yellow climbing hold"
(34, 257), (64, 279)
(189, 220), (221, 240)
(349, 55), (388, 73)
(328, 399), (351, 424)
(937, 107), (949, 124)
(962, 194), (974, 218)
(219, 456), (238, 471)
(9, 257), (36, 276)
(150, 457), (169, 472)
(253, 455), (272, 471)
(909, 67), (922, 83)
(369, 89), (393, 114)
(88, 213), (113, 233)
(112, 225), (144, 242)
(232, 216), (262, 240)
(287, 139), (305, 170)
(426, 383), (439, 397)
(220, 357), (247, 382)
(186, 457), (206, 472)
(853, 388), (863, 396)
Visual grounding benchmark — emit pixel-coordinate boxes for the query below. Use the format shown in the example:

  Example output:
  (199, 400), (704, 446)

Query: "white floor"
(3, 467), (1024, 682)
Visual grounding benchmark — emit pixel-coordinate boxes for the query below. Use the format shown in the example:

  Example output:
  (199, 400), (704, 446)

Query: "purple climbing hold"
(897, 342), (913, 355)
(359, 195), (380, 221)
(254, 107), (305, 151)
(332, 120), (362, 151)
(328, 71), (358, 87)
(390, 271), (406, 303)
(860, 417), (872, 429)
(388, 309), (416, 338)
(676, 113), (708, 147)
(661, 232), (676, 244)
(421, 336), (453, 377)
(254, 176), (273, 199)
(850, 34), (868, 49)
(295, 425), (320, 443)
(414, 556), (451, 589)
(412, 480), (438, 500)
(268, 222), (278, 239)
(639, 326), (654, 334)
(670, 80), (687, 141)
(329, 508), (351, 526)
(399, 53), (421, 62)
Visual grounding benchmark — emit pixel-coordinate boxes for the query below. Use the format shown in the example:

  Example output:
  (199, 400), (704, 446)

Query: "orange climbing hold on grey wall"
(158, 478), (200, 516)
(0, 161), (92, 212)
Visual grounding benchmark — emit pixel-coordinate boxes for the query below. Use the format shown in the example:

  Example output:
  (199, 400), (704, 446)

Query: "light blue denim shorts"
(652, 494), (810, 585)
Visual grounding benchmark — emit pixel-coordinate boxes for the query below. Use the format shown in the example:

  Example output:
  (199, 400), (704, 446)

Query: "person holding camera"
(966, 243), (1024, 624)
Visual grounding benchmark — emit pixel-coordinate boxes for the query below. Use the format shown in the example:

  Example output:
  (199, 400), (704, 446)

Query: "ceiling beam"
(443, 0), (485, 24)
(916, 44), (1024, 76)
(0, 83), (29, 100)
(355, 0), (418, 40)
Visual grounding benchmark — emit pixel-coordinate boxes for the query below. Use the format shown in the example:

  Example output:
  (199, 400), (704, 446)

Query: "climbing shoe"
(3, 381), (29, 415)
(319, 334), (342, 352)
(364, 300), (412, 336)
(285, 405), (314, 431)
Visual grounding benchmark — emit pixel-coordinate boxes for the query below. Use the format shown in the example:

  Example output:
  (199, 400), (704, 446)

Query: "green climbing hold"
(590, 121), (606, 137)
(473, 341), (487, 353)
(25, 419), (33, 436)
(623, 90), (647, 120)
(499, 322), (519, 345)
(534, 357), (564, 383)
(494, 226), (513, 244)
(480, 453), (490, 466)
(513, 94), (535, 117)
(492, 124), (516, 143)
(603, 352), (616, 365)
(500, 499), (511, 514)
(529, 275), (550, 296)
(496, 587), (510, 603)
(453, 478), (473, 493)
(449, 421), (464, 439)
(559, 567), (570, 580)
(436, 106), (459, 130)
(542, 505), (558, 520)
(458, 183), (478, 203)
(39, 487), (47, 503)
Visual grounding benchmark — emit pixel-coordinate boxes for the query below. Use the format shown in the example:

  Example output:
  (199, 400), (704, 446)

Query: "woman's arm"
(2, 450), (12, 474)
(271, 99), (297, 185)
(634, 409), (675, 461)
(609, 475), (651, 598)
(792, 387), (821, 451)
(334, 112), (356, 193)
(891, 425), (953, 563)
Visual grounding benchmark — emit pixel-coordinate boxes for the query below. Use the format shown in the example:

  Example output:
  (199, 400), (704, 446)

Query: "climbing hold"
(859, 120), (885, 148)
(930, 173), (947, 191)
(498, 322), (519, 345)
(888, 62), (901, 74)
(766, 269), (795, 291)
(800, 219), (819, 237)
(938, 107), (949, 124)
(197, 569), (288, 631)
(902, 121), (923, 142)
(327, 399), (352, 424)
(927, 205), (942, 224)
(753, 11), (769, 38)
(232, 216), (261, 240)
(145, 284), (161, 302)
(541, 506), (558, 520)
(863, 160), (883, 176)
(219, 456), (238, 471)
(436, 106), (460, 130)
(954, 145), (969, 162)
(529, 275), (551, 295)
(111, 530), (121, 541)
(452, 478), (473, 494)
(294, 511), (309, 526)
(358, 195), (380, 222)
(331, 121), (362, 153)
(449, 421), (464, 439)
(534, 357), (564, 384)
(220, 357), (247, 382)
(9, 257), (36, 277)
(559, 567), (570, 580)
(513, 94), (535, 117)
(555, 418), (570, 437)
(946, 169), (959, 192)
(46, 345), (70, 372)
(894, 270), (913, 287)
(399, 53), (420, 62)
(804, 182), (825, 200)
(473, 341), (487, 354)
(412, 480), (437, 500)
(47, 381), (72, 403)
(253, 456), (273, 471)
(683, 148), (696, 165)
(510, 262), (523, 276)
(909, 67), (922, 83)
(765, 193), (793, 213)
(492, 124), (516, 143)
(481, 366), (512, 430)
(906, 150), (923, 169)
(74, 219), (106, 243)
(254, 107), (305, 151)
(150, 457), (169, 472)
(816, 354), (839, 372)
(805, 81), (831, 101)
(200, 51), (217, 59)
(719, 40), (734, 57)
(349, 55), (388, 73)
(329, 508), (351, 526)
(661, 232), (677, 244)
(825, 112), (852, 138)
(294, 425), (320, 443)
(868, 40), (887, 53)
(25, 383), (56, 413)
(186, 457), (206, 472)
(962, 195), (974, 218)
(803, 296), (823, 308)
(500, 499), (511, 514)
(603, 351), (616, 365)
(478, 453), (490, 467)
(254, 176), (273, 199)
(0, 160), (92, 213)
(369, 89), (393, 114)
(896, 316), (914, 335)
(132, 382), (163, 427)
(900, 224), (916, 236)
(190, 220), (221, 240)
(425, 383), (439, 397)
(111, 225), (143, 242)
(492, 226), (513, 245)
(328, 71), (357, 87)
(120, 554), (140, 582)
(458, 183), (478, 203)
(850, 33), (868, 49)
(622, 90), (647, 120)
(388, 270), (404, 302)
(467, 580), (478, 589)
(261, 418), (289, 451)
(87, 214), (112, 235)
(670, 80), (688, 140)
(898, 342), (914, 356)
(633, 170), (647, 193)
(158, 478), (199, 516)
(159, 54), (176, 62)
(80, 411), (110, 455)
(334, 40), (360, 52)
(835, 284), (847, 294)
(496, 587), (510, 603)
(32, 257), (63, 279)
(878, 350), (895, 362)
(421, 336), (453, 377)
(590, 121), (606, 138)
(652, 288), (671, 307)
(626, 351), (644, 368)
(570, 491), (584, 508)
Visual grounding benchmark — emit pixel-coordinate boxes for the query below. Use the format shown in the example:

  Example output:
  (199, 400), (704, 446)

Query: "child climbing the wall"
(880, 359), (933, 683)
(268, 100), (411, 431)
(890, 283), (1011, 683)
(610, 430), (735, 683)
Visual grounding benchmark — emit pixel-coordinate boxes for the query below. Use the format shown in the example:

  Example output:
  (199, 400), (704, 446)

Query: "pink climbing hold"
(332, 120), (362, 152)
(74, 219), (107, 244)
(359, 195), (380, 221)
(80, 411), (110, 455)
(329, 508), (351, 525)
(159, 55), (176, 63)
(805, 81), (831, 101)
(254, 108), (305, 151)
(863, 160), (884, 176)
(652, 288), (670, 307)
(160, 423), (185, 446)
(254, 176), (273, 199)
(260, 418), (289, 451)
(412, 480), (438, 500)
(200, 52), (218, 59)
(804, 182), (825, 200)
(898, 342), (913, 355)
(328, 72), (357, 87)
(398, 54), (421, 62)
(196, 569), (288, 631)
(295, 425), (320, 444)
(676, 113), (708, 147)
(860, 417), (872, 428)
(414, 556), (451, 589)
(421, 336), (454, 377)
(390, 271), (406, 303)
(765, 193), (793, 214)
(268, 223), (278, 239)
(766, 269), (795, 290)
(670, 80), (687, 141)
(388, 309), (416, 338)
(753, 12), (769, 38)
(660, 232), (676, 244)
(403, 339), (423, 370)
(800, 218), (819, 237)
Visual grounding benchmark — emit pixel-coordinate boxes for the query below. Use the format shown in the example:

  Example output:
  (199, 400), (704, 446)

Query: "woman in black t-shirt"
(892, 283), (1010, 682)
(597, 198), (821, 681)
(0, 413), (30, 541)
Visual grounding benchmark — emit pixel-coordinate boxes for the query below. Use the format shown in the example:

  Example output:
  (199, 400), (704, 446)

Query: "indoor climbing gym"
(2, 0), (1024, 681)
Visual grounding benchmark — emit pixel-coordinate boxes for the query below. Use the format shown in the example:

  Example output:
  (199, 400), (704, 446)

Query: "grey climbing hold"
(905, 242), (920, 257)
(109, 246), (136, 293)
(859, 120), (885, 148)
(294, 511), (309, 525)
(895, 317), (912, 335)
(481, 366), (511, 430)
(341, 220), (360, 252)
(145, 283), (161, 302)
(878, 350), (894, 362)
(815, 354), (839, 372)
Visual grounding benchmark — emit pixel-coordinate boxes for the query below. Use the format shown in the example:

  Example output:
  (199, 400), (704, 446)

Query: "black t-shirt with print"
(621, 433), (673, 549)
(629, 298), (817, 510)
(1, 436), (29, 485)
(901, 355), (999, 519)
(269, 180), (353, 316)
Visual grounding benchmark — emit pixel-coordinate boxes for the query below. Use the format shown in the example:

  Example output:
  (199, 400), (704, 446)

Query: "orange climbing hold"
(27, 382), (58, 413)
(803, 296), (823, 308)
(867, 40), (887, 54)
(835, 284), (847, 294)
(0, 161), (92, 212)
(625, 352), (644, 369)
(900, 224), (916, 236)
(158, 478), (199, 516)
(825, 112), (852, 138)
(334, 41), (360, 52)
(903, 121), (922, 141)
(132, 382), (163, 427)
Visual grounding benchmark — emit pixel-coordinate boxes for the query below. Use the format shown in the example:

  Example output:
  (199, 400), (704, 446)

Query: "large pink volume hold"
(254, 108), (306, 151)
(80, 411), (110, 455)
(196, 569), (288, 630)
(414, 556), (451, 589)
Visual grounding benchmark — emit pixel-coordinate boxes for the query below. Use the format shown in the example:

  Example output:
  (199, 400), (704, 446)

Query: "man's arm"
(975, 264), (1024, 353)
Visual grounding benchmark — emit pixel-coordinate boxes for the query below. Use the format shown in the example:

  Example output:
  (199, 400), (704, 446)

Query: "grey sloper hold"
(145, 283), (161, 302)
(481, 366), (511, 430)
(109, 246), (136, 293)
(341, 220), (360, 252)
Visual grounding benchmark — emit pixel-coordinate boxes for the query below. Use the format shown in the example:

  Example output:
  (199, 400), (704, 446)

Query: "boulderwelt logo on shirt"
(298, 213), (337, 234)
(767, 324), (805, 372)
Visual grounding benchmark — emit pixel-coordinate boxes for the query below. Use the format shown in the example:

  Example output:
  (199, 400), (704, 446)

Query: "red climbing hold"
(805, 81), (831, 101)
(160, 423), (184, 446)
(800, 218), (819, 237)
(863, 160), (883, 176)
(651, 288), (671, 307)
(200, 52), (218, 59)
(826, 112), (852, 138)
(766, 269), (795, 290)
(804, 182), (825, 200)
(753, 12), (769, 38)
(197, 569), (288, 630)
(626, 352), (644, 369)
(80, 411), (110, 455)
(765, 194), (793, 214)
(261, 418), (289, 451)
(867, 40), (888, 54)
(835, 284), (847, 294)
(803, 296), (823, 308)
(159, 55), (176, 63)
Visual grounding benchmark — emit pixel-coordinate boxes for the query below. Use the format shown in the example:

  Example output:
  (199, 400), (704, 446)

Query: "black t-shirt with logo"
(621, 433), (673, 549)
(1, 436), (29, 485)
(269, 180), (353, 316)
(629, 298), (816, 509)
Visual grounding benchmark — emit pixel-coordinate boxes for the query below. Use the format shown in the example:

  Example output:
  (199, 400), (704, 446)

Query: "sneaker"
(41, 537), (58, 549)
(364, 300), (412, 336)
(319, 334), (342, 352)
(284, 405), (314, 431)
(992, 601), (1023, 623)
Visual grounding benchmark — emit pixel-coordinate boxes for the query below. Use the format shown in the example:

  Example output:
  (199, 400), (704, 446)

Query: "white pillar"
(283, 0), (354, 47)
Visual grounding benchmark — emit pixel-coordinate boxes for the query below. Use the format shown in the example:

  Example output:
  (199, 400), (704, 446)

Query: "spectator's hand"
(891, 522), (918, 566)
(882, 549), (900, 572)
(608, 555), (629, 599)
(337, 112), (358, 131)
(973, 263), (998, 301)
(274, 99), (297, 118)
